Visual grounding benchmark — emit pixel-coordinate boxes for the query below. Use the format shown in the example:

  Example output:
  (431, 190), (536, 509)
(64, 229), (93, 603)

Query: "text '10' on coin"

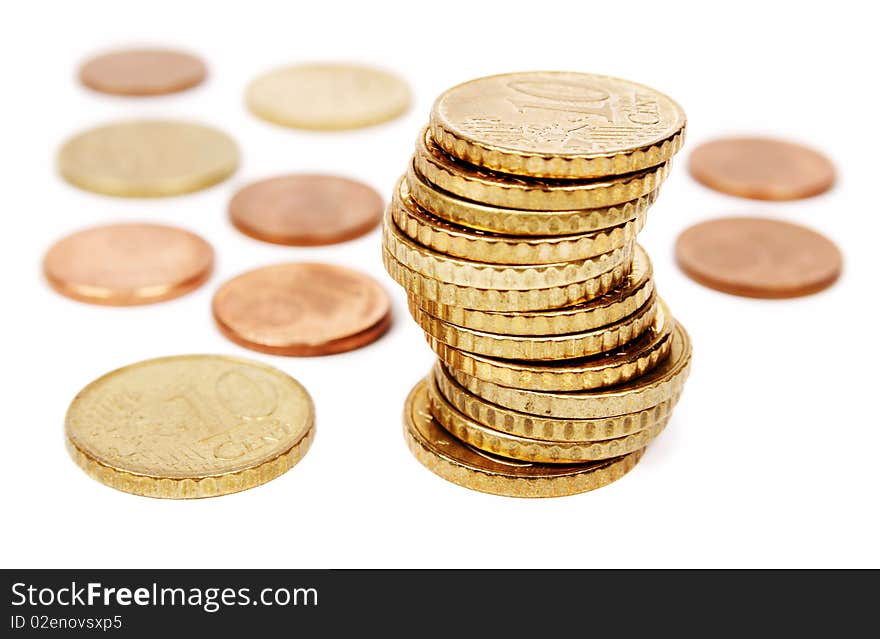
(212, 263), (392, 356)
(43, 223), (213, 305)
(65, 355), (315, 499)
(229, 174), (383, 246)
(79, 48), (207, 96)
(58, 120), (239, 197)
(688, 137), (835, 200)
(429, 71), (686, 178)
(675, 217), (843, 298)
(245, 63), (411, 130)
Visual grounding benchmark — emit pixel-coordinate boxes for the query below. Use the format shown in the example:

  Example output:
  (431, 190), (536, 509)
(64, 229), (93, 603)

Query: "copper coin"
(689, 137), (835, 200)
(79, 48), (207, 96)
(44, 223), (214, 305)
(212, 263), (392, 356)
(675, 217), (842, 298)
(229, 174), (383, 246)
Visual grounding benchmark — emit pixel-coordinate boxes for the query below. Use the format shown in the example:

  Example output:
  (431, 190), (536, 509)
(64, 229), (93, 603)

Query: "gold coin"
(430, 302), (673, 392)
(404, 378), (644, 498)
(433, 361), (680, 442)
(58, 120), (239, 197)
(382, 209), (631, 291)
(430, 71), (686, 178)
(427, 373), (668, 463)
(382, 248), (630, 312)
(451, 321), (692, 419)
(414, 128), (670, 211)
(411, 293), (657, 361)
(411, 244), (653, 335)
(246, 63), (410, 130)
(391, 176), (646, 265)
(407, 164), (657, 236)
(65, 355), (314, 499)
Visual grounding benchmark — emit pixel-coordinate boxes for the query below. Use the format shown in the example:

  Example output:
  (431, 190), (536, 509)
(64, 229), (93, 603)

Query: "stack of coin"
(382, 72), (692, 497)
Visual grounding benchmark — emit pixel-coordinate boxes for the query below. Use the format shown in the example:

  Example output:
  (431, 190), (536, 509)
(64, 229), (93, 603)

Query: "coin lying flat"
(406, 164), (657, 236)
(675, 217), (842, 298)
(229, 174), (383, 246)
(412, 244), (653, 335)
(415, 128), (670, 211)
(58, 120), (238, 197)
(404, 378), (643, 497)
(428, 374), (668, 463)
(429, 302), (673, 392)
(66, 355), (315, 498)
(410, 293), (657, 361)
(451, 321), (692, 419)
(213, 263), (391, 356)
(430, 71), (686, 178)
(688, 137), (835, 200)
(79, 48), (206, 96)
(246, 63), (410, 130)
(43, 223), (213, 305)
(392, 176), (645, 265)
(433, 362), (679, 442)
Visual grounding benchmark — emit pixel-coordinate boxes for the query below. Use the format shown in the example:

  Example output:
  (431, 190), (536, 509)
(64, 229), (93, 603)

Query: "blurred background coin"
(79, 48), (207, 96)
(229, 174), (383, 246)
(689, 137), (835, 200)
(43, 222), (213, 305)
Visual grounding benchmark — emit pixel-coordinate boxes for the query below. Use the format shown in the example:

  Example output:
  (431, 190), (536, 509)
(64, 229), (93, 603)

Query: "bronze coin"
(689, 137), (835, 200)
(79, 48), (206, 96)
(675, 217), (842, 298)
(212, 263), (392, 356)
(44, 223), (214, 305)
(229, 174), (383, 246)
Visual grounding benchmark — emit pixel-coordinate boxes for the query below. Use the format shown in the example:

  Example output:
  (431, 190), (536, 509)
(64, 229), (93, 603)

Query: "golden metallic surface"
(451, 322), (691, 419)
(428, 374), (668, 463)
(383, 248), (630, 312)
(58, 120), (238, 197)
(406, 164), (657, 236)
(246, 63), (410, 130)
(382, 209), (631, 291)
(411, 293), (657, 361)
(414, 128), (670, 211)
(65, 355), (315, 499)
(433, 361), (680, 442)
(429, 303), (673, 392)
(392, 176), (646, 265)
(404, 379), (643, 497)
(430, 71), (686, 178)
(411, 244), (653, 335)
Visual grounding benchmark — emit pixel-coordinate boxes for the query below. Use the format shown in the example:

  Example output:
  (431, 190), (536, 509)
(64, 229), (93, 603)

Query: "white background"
(1, 1), (877, 569)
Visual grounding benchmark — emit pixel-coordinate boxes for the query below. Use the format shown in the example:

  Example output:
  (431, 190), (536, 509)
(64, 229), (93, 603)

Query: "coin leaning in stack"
(382, 71), (692, 497)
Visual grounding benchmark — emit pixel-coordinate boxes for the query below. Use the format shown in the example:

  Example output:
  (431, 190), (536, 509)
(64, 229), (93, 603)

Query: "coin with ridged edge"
(392, 176), (646, 265)
(65, 355), (315, 499)
(383, 248), (630, 312)
(415, 128), (670, 211)
(383, 208), (631, 291)
(411, 293), (657, 361)
(451, 321), (691, 418)
(406, 164), (657, 236)
(404, 378), (644, 497)
(430, 71), (686, 179)
(410, 244), (652, 334)
(428, 374), (668, 463)
(430, 302), (673, 392)
(433, 361), (680, 442)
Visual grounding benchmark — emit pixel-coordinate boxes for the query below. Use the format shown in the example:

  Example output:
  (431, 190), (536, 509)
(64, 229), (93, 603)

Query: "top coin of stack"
(382, 71), (692, 497)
